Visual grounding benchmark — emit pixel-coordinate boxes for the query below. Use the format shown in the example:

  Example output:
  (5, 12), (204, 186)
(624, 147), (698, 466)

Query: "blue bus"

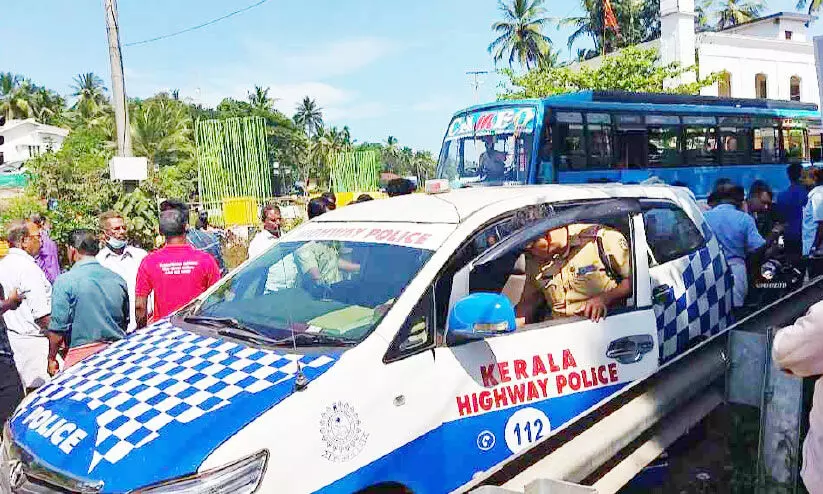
(436, 91), (822, 198)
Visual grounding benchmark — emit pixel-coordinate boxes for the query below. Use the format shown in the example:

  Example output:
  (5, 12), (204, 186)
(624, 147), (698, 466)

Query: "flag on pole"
(604, 0), (620, 33)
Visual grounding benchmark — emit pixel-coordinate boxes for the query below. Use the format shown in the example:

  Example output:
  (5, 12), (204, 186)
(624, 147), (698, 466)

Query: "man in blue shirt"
(776, 163), (808, 263)
(47, 229), (129, 371)
(704, 184), (766, 308)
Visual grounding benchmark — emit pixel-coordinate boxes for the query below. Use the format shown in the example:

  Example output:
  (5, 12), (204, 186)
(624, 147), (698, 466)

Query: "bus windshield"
(437, 106), (537, 187)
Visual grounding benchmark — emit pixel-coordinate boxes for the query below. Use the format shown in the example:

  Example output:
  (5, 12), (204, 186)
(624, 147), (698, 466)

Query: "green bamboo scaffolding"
(195, 116), (271, 206)
(330, 150), (380, 193)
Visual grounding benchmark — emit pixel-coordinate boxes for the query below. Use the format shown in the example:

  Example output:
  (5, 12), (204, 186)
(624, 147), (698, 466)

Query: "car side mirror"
(447, 293), (516, 338)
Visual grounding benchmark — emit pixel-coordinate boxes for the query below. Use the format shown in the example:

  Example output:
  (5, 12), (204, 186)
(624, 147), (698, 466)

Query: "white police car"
(2, 184), (733, 493)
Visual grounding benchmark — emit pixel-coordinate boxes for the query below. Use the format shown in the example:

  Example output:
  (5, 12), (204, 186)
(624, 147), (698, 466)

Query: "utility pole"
(103, 0), (132, 157)
(466, 70), (489, 104)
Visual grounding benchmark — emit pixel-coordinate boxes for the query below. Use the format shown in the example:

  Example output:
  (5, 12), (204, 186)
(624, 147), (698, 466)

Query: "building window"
(718, 72), (731, 98)
(790, 76), (801, 101)
(785, 30), (793, 40)
(755, 74), (768, 99)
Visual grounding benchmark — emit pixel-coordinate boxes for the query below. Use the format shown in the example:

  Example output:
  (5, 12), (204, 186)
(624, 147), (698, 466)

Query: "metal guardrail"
(457, 277), (823, 494)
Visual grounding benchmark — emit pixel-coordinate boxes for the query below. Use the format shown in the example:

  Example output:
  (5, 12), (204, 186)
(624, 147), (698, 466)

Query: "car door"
(642, 199), (734, 364)
(432, 200), (660, 491)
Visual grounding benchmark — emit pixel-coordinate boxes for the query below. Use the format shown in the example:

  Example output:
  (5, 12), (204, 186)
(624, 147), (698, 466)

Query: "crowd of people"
(0, 202), (225, 425)
(698, 164), (823, 492)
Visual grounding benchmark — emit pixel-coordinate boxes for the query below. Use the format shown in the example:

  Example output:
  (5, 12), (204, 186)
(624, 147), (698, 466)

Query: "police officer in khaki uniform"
(518, 223), (632, 323)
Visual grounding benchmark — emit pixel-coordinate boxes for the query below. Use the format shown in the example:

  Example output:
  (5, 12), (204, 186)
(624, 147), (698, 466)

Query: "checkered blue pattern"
(15, 321), (336, 473)
(652, 222), (734, 362)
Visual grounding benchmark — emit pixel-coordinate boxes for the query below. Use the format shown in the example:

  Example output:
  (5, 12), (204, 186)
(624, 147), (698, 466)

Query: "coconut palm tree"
(71, 72), (108, 122)
(695, 0), (716, 29)
(0, 73), (35, 120)
(796, 0), (820, 14)
(563, 0), (660, 54)
(488, 0), (553, 69)
(716, 0), (763, 29)
(130, 95), (193, 169)
(31, 87), (66, 125)
(249, 85), (276, 112)
(294, 97), (323, 138)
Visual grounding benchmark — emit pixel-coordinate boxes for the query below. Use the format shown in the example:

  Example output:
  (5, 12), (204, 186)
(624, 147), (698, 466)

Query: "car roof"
(314, 184), (695, 225)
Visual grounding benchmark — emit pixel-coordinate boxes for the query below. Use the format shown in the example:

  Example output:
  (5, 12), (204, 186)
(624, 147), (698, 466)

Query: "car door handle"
(652, 284), (672, 304)
(607, 334), (655, 364)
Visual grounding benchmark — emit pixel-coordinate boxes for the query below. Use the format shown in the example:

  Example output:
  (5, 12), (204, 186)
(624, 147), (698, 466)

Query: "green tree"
(32, 87), (67, 126)
(71, 72), (109, 123)
(24, 127), (121, 245)
(797, 0), (822, 13)
(489, 0), (553, 69)
(716, 0), (763, 29)
(563, 0), (660, 55)
(499, 46), (720, 98)
(0, 73), (34, 120)
(695, 0), (716, 29)
(248, 85), (276, 112)
(131, 93), (194, 169)
(294, 96), (323, 138)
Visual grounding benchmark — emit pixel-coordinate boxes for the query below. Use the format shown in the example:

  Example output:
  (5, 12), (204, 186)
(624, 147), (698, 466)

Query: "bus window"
(587, 113), (613, 168)
(647, 115), (680, 167)
(683, 116), (718, 165)
(810, 132), (822, 163)
(753, 124), (780, 163)
(537, 110), (553, 183)
(719, 127), (750, 165)
(556, 112), (586, 170)
(783, 126), (807, 163)
(436, 106), (538, 186)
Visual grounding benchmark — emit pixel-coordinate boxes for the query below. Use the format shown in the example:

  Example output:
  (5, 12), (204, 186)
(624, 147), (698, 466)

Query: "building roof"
(0, 118), (69, 137)
(716, 11), (815, 33)
(313, 184), (694, 225)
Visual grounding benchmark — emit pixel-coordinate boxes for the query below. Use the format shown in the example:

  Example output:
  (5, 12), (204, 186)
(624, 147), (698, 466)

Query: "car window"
(465, 213), (635, 329)
(643, 203), (705, 266)
(433, 204), (554, 333)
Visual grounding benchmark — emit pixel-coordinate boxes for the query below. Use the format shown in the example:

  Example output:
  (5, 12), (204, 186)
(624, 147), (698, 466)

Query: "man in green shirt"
(47, 229), (129, 372)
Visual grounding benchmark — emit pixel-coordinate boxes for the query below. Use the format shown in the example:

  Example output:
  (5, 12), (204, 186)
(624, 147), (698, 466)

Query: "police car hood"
(8, 321), (339, 492)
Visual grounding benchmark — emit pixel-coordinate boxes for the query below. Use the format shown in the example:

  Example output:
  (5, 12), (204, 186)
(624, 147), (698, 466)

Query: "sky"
(0, 0), (817, 154)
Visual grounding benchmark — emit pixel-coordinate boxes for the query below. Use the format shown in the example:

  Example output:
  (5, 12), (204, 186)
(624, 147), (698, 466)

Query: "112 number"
(512, 418), (544, 445)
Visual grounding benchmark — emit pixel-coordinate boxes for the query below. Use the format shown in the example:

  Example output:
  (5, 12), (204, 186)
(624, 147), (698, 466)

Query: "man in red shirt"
(135, 208), (221, 328)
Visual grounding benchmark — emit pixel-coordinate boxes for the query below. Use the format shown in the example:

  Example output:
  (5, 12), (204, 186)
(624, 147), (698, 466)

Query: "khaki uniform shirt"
(527, 224), (631, 317)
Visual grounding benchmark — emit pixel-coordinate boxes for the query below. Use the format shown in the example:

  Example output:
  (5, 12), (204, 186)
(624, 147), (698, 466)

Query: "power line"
(123, 0), (273, 47)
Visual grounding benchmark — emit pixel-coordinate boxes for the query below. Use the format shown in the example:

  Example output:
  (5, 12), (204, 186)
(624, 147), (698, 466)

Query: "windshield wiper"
(271, 332), (357, 347)
(182, 316), (281, 345)
(182, 316), (355, 348)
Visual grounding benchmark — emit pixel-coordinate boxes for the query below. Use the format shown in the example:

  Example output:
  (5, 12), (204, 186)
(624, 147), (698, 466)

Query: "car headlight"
(134, 450), (268, 494)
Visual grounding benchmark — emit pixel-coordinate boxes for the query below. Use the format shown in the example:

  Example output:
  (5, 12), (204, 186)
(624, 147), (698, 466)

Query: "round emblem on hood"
(319, 401), (368, 462)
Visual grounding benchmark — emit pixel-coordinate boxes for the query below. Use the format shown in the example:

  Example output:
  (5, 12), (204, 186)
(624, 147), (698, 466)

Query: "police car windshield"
(437, 106), (536, 187)
(191, 240), (433, 346)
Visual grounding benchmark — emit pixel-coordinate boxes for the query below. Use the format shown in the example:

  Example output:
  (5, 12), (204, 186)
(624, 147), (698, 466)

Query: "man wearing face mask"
(248, 203), (283, 259)
(96, 211), (149, 332)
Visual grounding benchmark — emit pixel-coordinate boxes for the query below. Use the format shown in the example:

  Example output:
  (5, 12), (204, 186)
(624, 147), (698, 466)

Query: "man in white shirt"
(96, 211), (149, 332)
(248, 203), (282, 259)
(0, 220), (52, 390)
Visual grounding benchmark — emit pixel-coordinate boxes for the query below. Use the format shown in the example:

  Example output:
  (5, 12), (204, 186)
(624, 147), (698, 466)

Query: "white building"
(698, 12), (818, 103)
(576, 1), (819, 106)
(0, 118), (69, 171)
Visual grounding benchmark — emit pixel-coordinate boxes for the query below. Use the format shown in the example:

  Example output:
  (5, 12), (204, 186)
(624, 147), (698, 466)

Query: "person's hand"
(47, 358), (59, 376)
(4, 289), (24, 311)
(577, 296), (608, 322)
